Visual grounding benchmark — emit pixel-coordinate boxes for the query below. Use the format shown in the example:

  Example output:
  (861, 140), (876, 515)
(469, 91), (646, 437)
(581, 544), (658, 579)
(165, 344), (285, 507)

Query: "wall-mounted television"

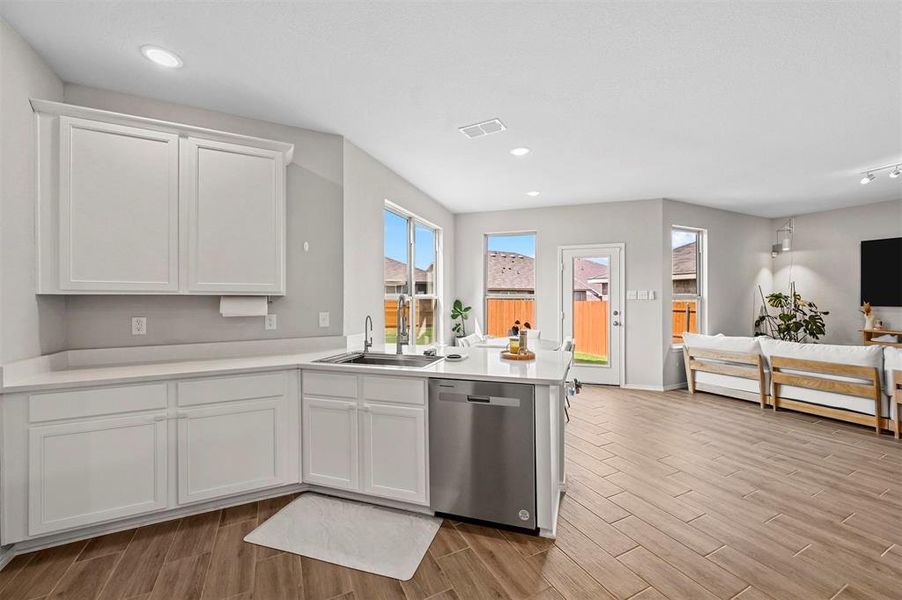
(861, 237), (902, 307)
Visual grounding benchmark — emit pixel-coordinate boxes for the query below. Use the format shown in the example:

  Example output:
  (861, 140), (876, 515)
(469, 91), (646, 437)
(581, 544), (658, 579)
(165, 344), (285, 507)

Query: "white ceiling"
(1, 1), (900, 218)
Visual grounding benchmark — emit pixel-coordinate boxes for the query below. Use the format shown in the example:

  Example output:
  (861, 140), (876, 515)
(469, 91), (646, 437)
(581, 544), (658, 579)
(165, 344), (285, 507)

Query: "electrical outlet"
(131, 316), (147, 336)
(626, 290), (638, 300)
(319, 312), (330, 328)
(648, 290), (656, 300)
(638, 290), (649, 300)
(265, 314), (277, 330)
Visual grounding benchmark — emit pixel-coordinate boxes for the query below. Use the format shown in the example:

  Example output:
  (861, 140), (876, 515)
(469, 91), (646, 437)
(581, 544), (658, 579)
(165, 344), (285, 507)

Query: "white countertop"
(1, 343), (572, 393)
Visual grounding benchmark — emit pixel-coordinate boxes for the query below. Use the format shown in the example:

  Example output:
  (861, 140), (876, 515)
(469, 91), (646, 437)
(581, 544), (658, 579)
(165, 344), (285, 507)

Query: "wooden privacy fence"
(487, 298), (610, 358)
(384, 299), (435, 330)
(672, 300), (698, 343)
(486, 298), (536, 337)
(573, 300), (608, 358)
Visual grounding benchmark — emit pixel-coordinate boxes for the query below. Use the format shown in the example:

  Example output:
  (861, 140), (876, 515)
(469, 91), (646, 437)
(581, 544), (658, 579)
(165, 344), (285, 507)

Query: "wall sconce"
(771, 218), (793, 257)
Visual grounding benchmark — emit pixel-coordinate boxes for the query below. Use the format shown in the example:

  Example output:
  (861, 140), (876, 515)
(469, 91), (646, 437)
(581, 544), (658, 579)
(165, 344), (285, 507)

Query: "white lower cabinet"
(176, 372), (296, 504)
(360, 402), (427, 504)
(28, 413), (169, 536)
(302, 372), (428, 506)
(178, 397), (290, 504)
(4, 370), (298, 543)
(302, 397), (359, 490)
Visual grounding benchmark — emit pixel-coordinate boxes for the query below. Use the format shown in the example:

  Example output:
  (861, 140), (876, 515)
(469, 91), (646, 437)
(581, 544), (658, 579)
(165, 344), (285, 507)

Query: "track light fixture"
(858, 162), (902, 184)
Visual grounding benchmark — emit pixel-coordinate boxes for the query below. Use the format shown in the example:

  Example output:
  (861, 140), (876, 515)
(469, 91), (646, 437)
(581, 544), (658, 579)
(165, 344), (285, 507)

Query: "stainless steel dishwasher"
(429, 378), (536, 530)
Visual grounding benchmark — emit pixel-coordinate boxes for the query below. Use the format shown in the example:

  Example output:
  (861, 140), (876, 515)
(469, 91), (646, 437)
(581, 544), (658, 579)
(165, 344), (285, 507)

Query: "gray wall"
(454, 198), (773, 389)
(62, 84), (345, 349)
(662, 200), (772, 386)
(771, 198), (902, 345)
(454, 199), (666, 388)
(0, 19), (66, 363)
(343, 140), (455, 344)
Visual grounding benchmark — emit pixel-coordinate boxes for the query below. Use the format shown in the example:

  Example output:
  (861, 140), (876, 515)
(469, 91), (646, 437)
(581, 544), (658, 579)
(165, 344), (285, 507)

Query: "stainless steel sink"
(314, 352), (443, 368)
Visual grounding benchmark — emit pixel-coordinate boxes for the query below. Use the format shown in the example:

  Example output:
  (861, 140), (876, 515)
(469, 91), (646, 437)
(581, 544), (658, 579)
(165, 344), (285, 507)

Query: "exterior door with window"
(561, 246), (622, 385)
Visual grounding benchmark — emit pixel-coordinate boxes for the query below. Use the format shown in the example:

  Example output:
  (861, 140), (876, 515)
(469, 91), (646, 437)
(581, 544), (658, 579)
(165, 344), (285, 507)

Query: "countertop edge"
(1, 350), (571, 393)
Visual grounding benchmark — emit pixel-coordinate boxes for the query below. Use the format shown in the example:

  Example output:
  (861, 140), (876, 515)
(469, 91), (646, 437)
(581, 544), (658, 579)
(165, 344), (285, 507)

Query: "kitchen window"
(672, 226), (705, 345)
(384, 204), (441, 346)
(484, 232), (536, 337)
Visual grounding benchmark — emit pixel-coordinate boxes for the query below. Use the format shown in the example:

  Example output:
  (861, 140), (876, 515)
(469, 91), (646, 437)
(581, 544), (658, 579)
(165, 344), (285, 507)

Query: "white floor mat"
(244, 493), (441, 580)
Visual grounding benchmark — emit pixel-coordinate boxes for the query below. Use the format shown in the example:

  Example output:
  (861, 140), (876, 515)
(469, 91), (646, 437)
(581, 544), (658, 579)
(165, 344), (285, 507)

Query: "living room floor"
(2, 387), (900, 600)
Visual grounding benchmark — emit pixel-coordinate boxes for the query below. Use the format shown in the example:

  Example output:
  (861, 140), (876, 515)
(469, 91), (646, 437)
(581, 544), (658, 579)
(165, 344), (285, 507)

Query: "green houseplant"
(754, 283), (829, 343)
(450, 299), (472, 337)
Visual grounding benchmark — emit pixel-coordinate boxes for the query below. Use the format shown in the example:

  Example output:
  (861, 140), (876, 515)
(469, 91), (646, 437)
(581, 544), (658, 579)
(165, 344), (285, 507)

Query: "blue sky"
(672, 229), (697, 249)
(487, 233), (536, 257)
(384, 210), (436, 269)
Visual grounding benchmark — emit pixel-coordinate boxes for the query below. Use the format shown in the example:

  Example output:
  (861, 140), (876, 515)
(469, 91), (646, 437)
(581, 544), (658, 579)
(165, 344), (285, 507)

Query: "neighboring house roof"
(487, 252), (609, 296)
(573, 258), (608, 297)
(672, 241), (697, 280)
(403, 244), (695, 293)
(487, 251), (535, 292)
(384, 257), (431, 286)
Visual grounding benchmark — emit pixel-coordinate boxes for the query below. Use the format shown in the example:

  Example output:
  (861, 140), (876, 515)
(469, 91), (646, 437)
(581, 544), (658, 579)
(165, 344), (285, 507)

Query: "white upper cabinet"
(182, 138), (285, 294)
(33, 100), (293, 295)
(59, 117), (180, 291)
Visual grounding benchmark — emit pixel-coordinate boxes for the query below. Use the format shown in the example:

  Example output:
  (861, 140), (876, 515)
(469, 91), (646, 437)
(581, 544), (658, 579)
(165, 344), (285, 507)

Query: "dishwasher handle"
(437, 391), (523, 407)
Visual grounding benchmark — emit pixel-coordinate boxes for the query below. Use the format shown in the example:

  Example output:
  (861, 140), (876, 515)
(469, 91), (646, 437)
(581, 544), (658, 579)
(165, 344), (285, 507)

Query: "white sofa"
(682, 333), (767, 406)
(683, 333), (896, 434)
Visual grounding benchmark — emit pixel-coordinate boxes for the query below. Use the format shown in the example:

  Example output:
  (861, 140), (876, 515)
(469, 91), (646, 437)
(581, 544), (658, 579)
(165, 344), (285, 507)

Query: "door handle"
(467, 395), (491, 403)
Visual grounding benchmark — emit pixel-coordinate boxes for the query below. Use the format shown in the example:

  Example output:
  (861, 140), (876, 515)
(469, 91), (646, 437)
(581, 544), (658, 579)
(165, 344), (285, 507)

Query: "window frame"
(384, 201), (442, 348)
(671, 225), (706, 347)
(483, 231), (537, 337)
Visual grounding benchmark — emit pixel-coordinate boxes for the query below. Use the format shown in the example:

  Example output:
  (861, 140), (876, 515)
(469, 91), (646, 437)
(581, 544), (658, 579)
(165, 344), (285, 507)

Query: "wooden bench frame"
(894, 369), (902, 440)
(683, 347), (767, 408)
(770, 356), (886, 434)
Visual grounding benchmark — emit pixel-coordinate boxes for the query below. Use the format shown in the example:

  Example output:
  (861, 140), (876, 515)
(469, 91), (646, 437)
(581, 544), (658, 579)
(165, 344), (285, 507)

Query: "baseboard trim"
(621, 383), (686, 392)
(0, 483), (440, 570)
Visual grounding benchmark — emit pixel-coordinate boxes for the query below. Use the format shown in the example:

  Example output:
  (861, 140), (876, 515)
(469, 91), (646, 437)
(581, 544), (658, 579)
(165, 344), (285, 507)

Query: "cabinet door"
(59, 117), (179, 291)
(177, 397), (290, 504)
(28, 414), (168, 536)
(181, 137), (285, 294)
(360, 403), (427, 504)
(302, 397), (358, 490)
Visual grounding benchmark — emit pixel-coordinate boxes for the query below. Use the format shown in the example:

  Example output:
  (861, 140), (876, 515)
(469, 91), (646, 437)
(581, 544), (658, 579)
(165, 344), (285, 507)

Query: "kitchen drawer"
(177, 371), (287, 407)
(362, 376), (425, 406)
(303, 371), (358, 399)
(29, 383), (168, 423)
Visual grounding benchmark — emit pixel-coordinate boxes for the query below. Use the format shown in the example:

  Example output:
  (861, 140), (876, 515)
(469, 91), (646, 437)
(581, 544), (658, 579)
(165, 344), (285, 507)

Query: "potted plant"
(450, 299), (472, 338)
(754, 283), (829, 343)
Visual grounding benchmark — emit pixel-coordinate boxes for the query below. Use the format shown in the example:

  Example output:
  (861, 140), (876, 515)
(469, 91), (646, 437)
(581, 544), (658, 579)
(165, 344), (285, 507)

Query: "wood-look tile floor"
(3, 386), (902, 599)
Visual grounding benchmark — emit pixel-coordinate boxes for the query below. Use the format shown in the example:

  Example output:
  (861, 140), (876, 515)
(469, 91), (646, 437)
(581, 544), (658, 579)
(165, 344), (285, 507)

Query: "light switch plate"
(627, 290), (638, 300)
(319, 312), (330, 328)
(638, 290), (649, 300)
(648, 290), (656, 300)
(131, 317), (147, 336)
(265, 314), (277, 330)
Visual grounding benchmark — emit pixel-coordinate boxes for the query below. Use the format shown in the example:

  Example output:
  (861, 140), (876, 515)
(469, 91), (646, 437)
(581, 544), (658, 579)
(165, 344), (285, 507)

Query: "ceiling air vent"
(459, 118), (507, 139)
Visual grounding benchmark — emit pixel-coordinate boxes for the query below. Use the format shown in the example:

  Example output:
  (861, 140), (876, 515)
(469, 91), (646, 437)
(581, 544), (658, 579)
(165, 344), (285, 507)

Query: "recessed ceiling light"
(140, 45), (183, 68)
(890, 165), (901, 178)
(526, 191), (540, 197)
(510, 147), (531, 157)
(860, 172), (875, 185)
